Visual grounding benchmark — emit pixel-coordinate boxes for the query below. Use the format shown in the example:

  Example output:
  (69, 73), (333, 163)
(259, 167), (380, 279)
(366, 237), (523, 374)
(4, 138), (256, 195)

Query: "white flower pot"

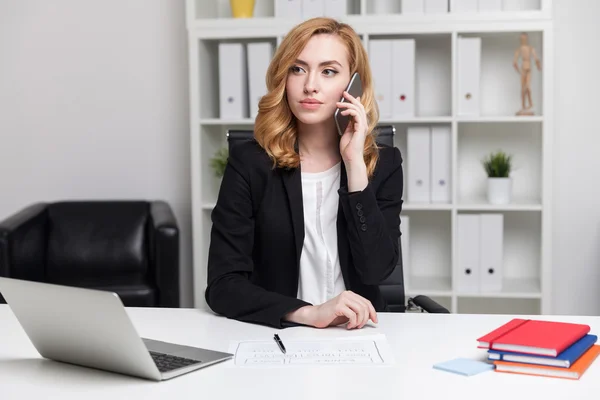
(487, 178), (512, 205)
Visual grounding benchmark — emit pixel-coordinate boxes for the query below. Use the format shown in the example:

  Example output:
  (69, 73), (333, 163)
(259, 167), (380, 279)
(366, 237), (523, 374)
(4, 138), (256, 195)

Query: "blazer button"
(357, 209), (364, 217)
(356, 203), (363, 210)
(360, 224), (367, 232)
(360, 216), (366, 223)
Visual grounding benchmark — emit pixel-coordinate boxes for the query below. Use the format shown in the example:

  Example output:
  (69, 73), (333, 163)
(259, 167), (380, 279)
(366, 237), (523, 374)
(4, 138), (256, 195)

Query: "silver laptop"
(0, 277), (232, 381)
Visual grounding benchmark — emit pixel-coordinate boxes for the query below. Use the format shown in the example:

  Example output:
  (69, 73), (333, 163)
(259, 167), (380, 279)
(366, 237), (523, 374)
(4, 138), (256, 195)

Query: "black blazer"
(205, 140), (404, 328)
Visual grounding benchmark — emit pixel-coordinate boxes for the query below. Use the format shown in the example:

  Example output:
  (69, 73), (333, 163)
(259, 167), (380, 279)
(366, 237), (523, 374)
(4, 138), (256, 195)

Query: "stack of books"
(477, 318), (600, 380)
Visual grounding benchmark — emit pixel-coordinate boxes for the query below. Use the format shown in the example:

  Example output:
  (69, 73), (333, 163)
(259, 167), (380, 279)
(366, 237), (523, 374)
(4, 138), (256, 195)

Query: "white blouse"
(297, 162), (347, 305)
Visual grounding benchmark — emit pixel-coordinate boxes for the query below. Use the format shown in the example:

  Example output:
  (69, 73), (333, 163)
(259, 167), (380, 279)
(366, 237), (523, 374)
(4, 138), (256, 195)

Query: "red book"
(477, 318), (590, 357)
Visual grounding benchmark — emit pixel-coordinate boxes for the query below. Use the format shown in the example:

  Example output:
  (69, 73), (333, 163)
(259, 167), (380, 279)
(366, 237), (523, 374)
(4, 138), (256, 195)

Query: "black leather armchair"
(0, 201), (180, 308)
(225, 127), (450, 313)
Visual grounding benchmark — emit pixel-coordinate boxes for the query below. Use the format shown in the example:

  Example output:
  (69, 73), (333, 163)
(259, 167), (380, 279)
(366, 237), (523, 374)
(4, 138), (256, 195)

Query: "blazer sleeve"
(338, 146), (404, 285)
(205, 143), (310, 329)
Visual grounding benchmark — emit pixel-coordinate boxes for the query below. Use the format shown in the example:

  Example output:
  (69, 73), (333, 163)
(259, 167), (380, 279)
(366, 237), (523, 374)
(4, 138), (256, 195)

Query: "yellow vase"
(230, 0), (256, 18)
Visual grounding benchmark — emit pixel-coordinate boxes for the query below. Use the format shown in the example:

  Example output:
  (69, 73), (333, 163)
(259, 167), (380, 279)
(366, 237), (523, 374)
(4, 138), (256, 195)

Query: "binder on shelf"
(502, 0), (535, 11)
(425, 0), (448, 13)
(391, 39), (416, 118)
(373, 0), (400, 14)
(247, 42), (273, 119)
(457, 36), (481, 116)
(407, 126), (431, 203)
(324, 0), (348, 17)
(275, 0), (302, 17)
(456, 214), (480, 293)
(400, 215), (410, 289)
(402, 0), (424, 13)
(478, 0), (502, 11)
(430, 125), (451, 203)
(302, 0), (325, 18)
(450, 0), (478, 12)
(369, 40), (393, 119)
(218, 42), (248, 119)
(479, 213), (504, 292)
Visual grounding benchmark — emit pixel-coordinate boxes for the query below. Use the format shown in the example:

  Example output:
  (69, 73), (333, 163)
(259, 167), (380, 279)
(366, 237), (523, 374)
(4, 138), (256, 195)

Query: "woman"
(205, 17), (404, 330)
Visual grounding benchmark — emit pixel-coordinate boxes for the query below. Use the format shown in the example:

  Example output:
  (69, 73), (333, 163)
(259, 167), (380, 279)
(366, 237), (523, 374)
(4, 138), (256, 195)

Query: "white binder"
(425, 0), (448, 13)
(369, 40), (393, 119)
(373, 0), (400, 14)
(247, 42), (273, 119)
(430, 125), (451, 203)
(450, 0), (478, 12)
(391, 39), (415, 118)
(218, 42), (248, 119)
(402, 0), (424, 13)
(275, 0), (302, 17)
(400, 215), (410, 288)
(502, 0), (535, 11)
(457, 37), (481, 116)
(478, 0), (502, 11)
(302, 0), (324, 18)
(407, 126), (431, 203)
(324, 0), (348, 17)
(456, 214), (481, 293)
(479, 214), (504, 292)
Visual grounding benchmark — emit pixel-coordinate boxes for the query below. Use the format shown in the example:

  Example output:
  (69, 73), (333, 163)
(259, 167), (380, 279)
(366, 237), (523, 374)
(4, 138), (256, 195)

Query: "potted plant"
(482, 150), (513, 205)
(210, 147), (229, 179)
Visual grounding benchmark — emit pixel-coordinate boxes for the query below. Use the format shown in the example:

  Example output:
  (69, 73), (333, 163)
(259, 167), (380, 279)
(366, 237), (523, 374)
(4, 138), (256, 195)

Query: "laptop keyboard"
(149, 351), (202, 372)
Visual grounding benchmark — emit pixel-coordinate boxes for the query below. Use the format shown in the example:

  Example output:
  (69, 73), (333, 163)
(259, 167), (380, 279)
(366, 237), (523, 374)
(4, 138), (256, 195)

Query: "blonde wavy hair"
(254, 17), (380, 178)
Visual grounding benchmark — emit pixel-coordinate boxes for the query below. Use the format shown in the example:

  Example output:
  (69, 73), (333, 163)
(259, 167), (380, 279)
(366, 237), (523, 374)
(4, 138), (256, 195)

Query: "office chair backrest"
(227, 129), (254, 152)
(374, 125), (395, 147)
(226, 125), (395, 151)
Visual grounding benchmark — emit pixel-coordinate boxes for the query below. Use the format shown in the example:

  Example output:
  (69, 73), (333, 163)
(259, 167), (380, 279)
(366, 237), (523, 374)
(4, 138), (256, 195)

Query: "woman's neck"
(297, 121), (341, 173)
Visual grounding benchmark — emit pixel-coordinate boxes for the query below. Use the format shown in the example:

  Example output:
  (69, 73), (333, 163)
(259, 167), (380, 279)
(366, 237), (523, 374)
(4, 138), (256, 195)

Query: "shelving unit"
(185, 0), (553, 315)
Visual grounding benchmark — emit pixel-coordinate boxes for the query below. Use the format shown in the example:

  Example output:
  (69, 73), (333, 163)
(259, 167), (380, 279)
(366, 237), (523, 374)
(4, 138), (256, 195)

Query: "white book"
(478, 0), (502, 11)
(457, 37), (481, 116)
(456, 214), (481, 293)
(450, 0), (478, 12)
(302, 0), (324, 18)
(406, 126), (431, 203)
(425, 0), (448, 13)
(218, 42), (248, 119)
(391, 39), (416, 117)
(430, 125), (451, 203)
(247, 43), (273, 119)
(275, 0), (302, 17)
(369, 40), (393, 119)
(324, 0), (348, 17)
(479, 214), (504, 292)
(402, 0), (424, 13)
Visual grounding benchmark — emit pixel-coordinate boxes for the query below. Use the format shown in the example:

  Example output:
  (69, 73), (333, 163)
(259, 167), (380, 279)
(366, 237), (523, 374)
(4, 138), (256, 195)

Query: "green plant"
(210, 147), (229, 178)
(482, 151), (512, 178)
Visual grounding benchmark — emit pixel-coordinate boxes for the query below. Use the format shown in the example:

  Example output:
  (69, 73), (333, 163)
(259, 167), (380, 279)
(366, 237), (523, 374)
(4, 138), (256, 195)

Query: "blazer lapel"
(337, 164), (352, 288)
(282, 167), (305, 271)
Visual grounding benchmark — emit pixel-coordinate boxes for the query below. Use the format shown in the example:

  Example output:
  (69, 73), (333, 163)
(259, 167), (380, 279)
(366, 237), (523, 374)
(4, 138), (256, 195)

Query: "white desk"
(1, 305), (599, 399)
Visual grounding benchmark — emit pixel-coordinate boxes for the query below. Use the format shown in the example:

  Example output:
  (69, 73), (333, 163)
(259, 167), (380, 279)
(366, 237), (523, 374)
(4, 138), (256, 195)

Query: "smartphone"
(334, 72), (363, 136)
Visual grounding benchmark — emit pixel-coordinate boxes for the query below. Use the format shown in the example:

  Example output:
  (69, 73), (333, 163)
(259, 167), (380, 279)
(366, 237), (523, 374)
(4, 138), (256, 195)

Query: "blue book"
(487, 334), (597, 368)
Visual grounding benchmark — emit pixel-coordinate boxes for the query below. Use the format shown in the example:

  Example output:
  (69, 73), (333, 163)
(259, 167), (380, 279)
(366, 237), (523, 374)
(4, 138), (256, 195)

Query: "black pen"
(273, 333), (286, 354)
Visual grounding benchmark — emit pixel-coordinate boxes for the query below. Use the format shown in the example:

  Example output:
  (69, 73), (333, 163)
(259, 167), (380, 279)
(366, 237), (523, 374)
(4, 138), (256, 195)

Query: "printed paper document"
(228, 334), (394, 367)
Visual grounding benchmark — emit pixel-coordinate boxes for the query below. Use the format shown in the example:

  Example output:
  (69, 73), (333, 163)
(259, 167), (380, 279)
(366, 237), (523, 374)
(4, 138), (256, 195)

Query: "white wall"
(552, 0), (600, 315)
(0, 1), (194, 307)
